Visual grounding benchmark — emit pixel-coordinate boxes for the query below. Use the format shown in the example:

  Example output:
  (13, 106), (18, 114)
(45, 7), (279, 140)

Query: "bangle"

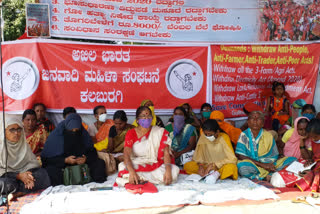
(164, 163), (171, 166)
(300, 146), (306, 149)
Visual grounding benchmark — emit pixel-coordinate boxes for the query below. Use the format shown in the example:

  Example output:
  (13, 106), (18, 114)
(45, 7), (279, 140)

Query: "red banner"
(211, 44), (320, 118)
(0, 40), (208, 113)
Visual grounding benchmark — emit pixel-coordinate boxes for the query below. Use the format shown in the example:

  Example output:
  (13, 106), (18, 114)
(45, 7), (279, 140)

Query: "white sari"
(116, 126), (179, 186)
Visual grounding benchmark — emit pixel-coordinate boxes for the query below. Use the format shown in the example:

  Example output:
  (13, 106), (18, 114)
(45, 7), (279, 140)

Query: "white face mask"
(206, 135), (216, 142)
(98, 113), (107, 122)
(314, 139), (320, 144)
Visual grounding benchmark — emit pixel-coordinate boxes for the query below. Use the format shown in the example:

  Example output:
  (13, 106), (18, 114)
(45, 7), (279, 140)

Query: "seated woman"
(296, 119), (320, 192)
(181, 103), (201, 128)
(165, 107), (197, 166)
(41, 113), (106, 186)
(184, 119), (238, 180)
(22, 109), (48, 157)
(210, 111), (242, 146)
(33, 103), (55, 133)
(301, 104), (316, 120)
(98, 110), (134, 175)
(280, 117), (312, 160)
(287, 99), (306, 126)
(87, 105), (114, 151)
(133, 99), (164, 127)
(116, 106), (179, 186)
(236, 111), (296, 181)
(107, 110), (134, 155)
(200, 103), (212, 125)
(63, 106), (88, 130)
(0, 115), (50, 204)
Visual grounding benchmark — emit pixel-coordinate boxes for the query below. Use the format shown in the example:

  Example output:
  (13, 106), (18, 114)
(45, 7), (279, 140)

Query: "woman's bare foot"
(8, 192), (25, 205)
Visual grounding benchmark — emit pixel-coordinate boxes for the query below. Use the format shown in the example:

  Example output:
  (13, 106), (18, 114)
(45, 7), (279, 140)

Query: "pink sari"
(283, 117), (311, 159)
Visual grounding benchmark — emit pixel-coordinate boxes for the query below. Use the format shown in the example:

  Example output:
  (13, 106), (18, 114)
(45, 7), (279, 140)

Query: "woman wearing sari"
(165, 107), (197, 166)
(236, 111), (296, 181)
(41, 113), (106, 186)
(22, 109), (49, 157)
(108, 110), (134, 154)
(116, 106), (179, 186)
(210, 111), (242, 146)
(296, 119), (320, 192)
(0, 115), (50, 204)
(184, 119), (238, 180)
(132, 99), (164, 127)
(97, 110), (134, 175)
(87, 105), (114, 151)
(281, 117), (312, 160)
(33, 103), (55, 134)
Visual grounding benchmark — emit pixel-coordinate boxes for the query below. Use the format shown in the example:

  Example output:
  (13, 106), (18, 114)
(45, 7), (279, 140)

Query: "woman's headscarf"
(283, 116), (311, 159)
(132, 99), (157, 127)
(210, 111), (242, 145)
(41, 113), (94, 158)
(0, 115), (39, 176)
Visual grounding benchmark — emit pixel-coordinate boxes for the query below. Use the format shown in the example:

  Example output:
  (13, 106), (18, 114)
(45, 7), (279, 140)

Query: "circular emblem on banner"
(1, 57), (40, 100)
(166, 59), (203, 99)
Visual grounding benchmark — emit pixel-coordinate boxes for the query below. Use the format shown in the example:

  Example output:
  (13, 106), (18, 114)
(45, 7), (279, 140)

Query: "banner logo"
(1, 57), (40, 100)
(166, 59), (203, 99)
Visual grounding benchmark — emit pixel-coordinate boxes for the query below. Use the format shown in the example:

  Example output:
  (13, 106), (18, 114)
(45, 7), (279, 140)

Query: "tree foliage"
(3, 0), (35, 41)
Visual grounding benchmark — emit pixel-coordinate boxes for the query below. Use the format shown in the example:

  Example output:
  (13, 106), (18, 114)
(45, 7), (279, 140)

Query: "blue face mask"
(302, 113), (315, 120)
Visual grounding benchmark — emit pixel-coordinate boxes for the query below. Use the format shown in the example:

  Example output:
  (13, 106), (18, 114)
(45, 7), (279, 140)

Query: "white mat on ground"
(20, 174), (279, 214)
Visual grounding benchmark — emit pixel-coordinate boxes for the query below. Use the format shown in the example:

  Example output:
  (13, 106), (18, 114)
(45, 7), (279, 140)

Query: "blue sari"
(236, 128), (296, 180)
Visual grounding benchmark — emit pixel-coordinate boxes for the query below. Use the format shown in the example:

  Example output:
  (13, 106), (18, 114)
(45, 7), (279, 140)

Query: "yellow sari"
(184, 132), (238, 180)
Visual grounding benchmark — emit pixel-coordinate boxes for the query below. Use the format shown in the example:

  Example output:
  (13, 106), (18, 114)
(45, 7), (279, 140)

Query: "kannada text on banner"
(40, 0), (259, 42)
(211, 43), (320, 118)
(0, 40), (208, 112)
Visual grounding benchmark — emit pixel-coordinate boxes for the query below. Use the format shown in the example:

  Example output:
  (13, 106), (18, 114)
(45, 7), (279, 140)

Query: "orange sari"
(94, 119), (114, 151)
(26, 124), (48, 154)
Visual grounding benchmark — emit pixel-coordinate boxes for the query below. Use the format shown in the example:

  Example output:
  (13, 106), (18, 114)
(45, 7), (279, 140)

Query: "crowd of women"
(1, 81), (320, 205)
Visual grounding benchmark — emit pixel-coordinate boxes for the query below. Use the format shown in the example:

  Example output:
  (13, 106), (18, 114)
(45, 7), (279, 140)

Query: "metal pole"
(0, 3), (3, 42)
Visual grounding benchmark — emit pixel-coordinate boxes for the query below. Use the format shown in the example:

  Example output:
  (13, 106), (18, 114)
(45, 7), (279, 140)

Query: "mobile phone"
(90, 187), (113, 191)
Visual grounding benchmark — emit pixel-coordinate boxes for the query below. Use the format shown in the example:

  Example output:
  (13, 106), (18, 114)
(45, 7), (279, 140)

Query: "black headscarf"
(41, 113), (94, 158)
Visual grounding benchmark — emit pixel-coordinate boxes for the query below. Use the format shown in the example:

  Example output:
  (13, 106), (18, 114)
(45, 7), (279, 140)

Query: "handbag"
(125, 181), (158, 194)
(63, 164), (92, 185)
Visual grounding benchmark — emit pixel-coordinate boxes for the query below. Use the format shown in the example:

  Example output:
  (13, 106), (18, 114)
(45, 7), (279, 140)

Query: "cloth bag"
(125, 182), (158, 194)
(63, 164), (92, 185)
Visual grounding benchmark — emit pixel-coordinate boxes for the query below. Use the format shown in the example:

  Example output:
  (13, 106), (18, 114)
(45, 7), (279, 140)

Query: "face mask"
(173, 115), (185, 136)
(206, 135), (216, 142)
(314, 139), (320, 144)
(138, 118), (152, 128)
(302, 113), (315, 120)
(99, 113), (107, 122)
(202, 111), (211, 119)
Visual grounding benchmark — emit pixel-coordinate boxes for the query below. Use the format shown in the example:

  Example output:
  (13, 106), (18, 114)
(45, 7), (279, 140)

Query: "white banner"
(40, 0), (259, 42)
